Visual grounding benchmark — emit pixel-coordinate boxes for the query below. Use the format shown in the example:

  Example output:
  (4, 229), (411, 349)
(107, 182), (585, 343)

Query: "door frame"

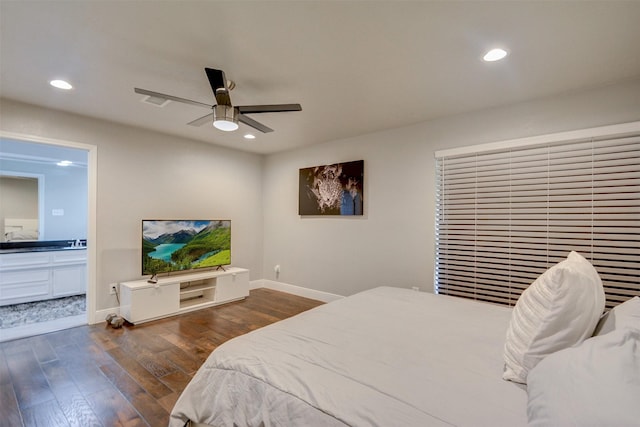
(0, 130), (97, 324)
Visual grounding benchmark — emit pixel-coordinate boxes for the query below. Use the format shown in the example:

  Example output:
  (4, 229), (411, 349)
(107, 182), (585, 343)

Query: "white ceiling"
(2, 1), (640, 155)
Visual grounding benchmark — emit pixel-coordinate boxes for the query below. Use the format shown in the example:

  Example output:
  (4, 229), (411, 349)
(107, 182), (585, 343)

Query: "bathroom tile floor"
(0, 295), (86, 342)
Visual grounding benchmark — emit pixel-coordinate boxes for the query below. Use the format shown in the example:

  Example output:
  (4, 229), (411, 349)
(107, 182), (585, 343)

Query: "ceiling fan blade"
(237, 104), (302, 114)
(205, 68), (232, 106)
(238, 114), (274, 133)
(187, 112), (214, 127)
(134, 88), (212, 109)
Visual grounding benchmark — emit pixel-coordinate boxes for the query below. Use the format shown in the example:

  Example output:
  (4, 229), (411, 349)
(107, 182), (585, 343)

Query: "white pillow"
(527, 327), (640, 427)
(593, 296), (640, 336)
(593, 297), (640, 336)
(4, 229), (39, 241)
(503, 251), (605, 384)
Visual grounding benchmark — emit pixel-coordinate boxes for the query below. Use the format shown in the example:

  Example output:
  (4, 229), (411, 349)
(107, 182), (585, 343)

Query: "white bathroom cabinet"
(0, 249), (87, 306)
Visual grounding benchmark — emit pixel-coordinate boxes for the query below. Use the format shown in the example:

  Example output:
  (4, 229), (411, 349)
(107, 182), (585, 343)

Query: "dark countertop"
(0, 246), (86, 254)
(0, 240), (87, 254)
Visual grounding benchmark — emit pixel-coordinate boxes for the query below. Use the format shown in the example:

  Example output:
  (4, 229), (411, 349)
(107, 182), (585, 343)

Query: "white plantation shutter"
(435, 127), (640, 309)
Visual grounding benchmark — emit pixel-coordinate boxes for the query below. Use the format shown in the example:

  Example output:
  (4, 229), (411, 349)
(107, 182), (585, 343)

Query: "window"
(435, 123), (640, 309)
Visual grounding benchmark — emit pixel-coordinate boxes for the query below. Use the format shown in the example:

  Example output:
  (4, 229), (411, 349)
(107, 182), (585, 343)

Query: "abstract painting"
(299, 160), (364, 216)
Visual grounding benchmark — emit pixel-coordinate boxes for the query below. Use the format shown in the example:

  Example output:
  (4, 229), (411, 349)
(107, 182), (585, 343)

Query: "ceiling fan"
(134, 68), (302, 133)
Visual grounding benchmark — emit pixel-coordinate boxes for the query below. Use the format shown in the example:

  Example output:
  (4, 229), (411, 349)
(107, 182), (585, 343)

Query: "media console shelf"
(119, 267), (249, 324)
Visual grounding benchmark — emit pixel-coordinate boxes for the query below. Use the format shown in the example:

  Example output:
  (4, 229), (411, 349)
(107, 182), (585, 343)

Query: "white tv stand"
(119, 267), (249, 324)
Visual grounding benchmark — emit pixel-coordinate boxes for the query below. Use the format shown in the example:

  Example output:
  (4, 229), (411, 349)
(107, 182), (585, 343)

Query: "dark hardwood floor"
(0, 288), (324, 427)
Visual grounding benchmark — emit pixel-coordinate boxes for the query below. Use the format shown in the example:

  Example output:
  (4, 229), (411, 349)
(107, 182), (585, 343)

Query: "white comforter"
(170, 287), (527, 427)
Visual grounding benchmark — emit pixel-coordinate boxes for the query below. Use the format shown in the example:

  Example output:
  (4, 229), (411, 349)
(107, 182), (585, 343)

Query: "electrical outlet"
(110, 284), (117, 295)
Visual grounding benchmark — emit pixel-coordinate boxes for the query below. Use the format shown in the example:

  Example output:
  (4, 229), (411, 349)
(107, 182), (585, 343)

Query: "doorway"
(0, 132), (97, 342)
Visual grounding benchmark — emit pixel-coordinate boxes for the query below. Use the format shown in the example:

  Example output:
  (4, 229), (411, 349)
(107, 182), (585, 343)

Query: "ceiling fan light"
(213, 105), (239, 131)
(213, 119), (239, 131)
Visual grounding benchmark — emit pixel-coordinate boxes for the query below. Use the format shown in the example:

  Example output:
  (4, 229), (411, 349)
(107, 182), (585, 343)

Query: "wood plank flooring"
(0, 288), (324, 427)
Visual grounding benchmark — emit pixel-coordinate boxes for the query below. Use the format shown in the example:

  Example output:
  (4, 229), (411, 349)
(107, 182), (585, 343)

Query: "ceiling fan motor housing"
(213, 104), (239, 131)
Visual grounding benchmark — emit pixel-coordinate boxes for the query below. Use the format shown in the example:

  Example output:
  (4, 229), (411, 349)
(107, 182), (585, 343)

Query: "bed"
(170, 286), (528, 427)
(170, 252), (640, 427)
(3, 218), (39, 242)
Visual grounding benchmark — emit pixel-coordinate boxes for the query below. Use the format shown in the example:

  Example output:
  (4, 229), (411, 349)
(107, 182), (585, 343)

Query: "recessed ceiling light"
(244, 134), (256, 140)
(483, 48), (508, 62)
(50, 79), (73, 90)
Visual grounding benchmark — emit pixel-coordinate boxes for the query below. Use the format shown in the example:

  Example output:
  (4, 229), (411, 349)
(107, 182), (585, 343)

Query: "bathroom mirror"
(0, 136), (87, 243)
(0, 172), (43, 241)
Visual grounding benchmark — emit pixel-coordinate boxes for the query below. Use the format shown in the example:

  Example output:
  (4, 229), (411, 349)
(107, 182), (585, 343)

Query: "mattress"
(170, 286), (527, 426)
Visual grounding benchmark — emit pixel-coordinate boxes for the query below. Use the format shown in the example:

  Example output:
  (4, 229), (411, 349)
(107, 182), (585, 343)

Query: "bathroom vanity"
(0, 242), (86, 306)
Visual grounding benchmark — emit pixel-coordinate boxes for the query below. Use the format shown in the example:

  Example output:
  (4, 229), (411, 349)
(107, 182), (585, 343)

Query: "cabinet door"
(129, 283), (180, 323)
(215, 271), (249, 302)
(0, 268), (50, 305)
(52, 265), (86, 297)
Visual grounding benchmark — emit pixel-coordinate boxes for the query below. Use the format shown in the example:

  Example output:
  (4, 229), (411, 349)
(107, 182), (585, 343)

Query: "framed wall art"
(299, 160), (364, 216)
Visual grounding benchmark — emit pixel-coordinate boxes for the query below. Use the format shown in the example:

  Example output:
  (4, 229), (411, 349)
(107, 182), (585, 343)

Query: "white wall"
(0, 98), (264, 312)
(1, 78), (639, 311)
(0, 176), (38, 220)
(262, 79), (640, 297)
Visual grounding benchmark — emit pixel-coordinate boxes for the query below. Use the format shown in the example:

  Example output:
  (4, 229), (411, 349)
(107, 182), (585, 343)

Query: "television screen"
(142, 220), (231, 276)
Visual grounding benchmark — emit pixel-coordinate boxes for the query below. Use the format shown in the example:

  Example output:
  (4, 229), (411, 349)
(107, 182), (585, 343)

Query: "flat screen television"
(142, 219), (231, 276)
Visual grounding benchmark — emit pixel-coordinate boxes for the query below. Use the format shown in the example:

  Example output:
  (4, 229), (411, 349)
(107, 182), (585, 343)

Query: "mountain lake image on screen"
(142, 220), (231, 275)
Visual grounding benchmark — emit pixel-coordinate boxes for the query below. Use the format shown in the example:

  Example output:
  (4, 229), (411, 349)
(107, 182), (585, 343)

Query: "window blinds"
(435, 132), (640, 309)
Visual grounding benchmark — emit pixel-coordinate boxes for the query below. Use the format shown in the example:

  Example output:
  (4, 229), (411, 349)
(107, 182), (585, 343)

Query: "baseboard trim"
(251, 279), (343, 303)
